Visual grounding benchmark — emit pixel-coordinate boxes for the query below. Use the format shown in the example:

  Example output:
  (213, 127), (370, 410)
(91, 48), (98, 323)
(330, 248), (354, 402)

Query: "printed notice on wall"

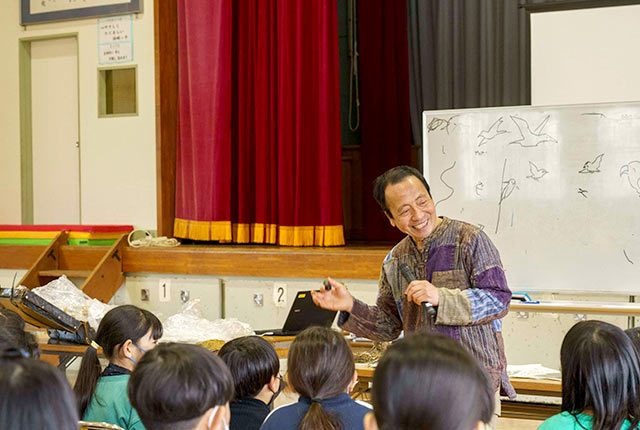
(98, 15), (133, 64)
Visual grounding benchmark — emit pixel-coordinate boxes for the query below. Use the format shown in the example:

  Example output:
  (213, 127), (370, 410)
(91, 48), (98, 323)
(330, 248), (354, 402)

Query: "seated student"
(0, 308), (40, 358)
(625, 327), (640, 353)
(0, 350), (78, 430)
(261, 326), (369, 430)
(364, 333), (493, 430)
(128, 342), (234, 430)
(74, 305), (162, 430)
(218, 336), (283, 430)
(539, 320), (640, 430)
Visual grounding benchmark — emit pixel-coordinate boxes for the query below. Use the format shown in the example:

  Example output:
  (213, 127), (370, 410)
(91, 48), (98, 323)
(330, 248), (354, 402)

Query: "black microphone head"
(399, 263), (416, 283)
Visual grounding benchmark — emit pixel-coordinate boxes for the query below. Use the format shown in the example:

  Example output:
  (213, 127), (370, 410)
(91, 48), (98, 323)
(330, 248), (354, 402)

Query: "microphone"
(399, 263), (436, 320)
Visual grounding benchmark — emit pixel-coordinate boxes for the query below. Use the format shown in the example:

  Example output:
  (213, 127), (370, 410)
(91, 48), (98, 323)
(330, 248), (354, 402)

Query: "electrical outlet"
(253, 293), (264, 307)
(180, 290), (190, 303)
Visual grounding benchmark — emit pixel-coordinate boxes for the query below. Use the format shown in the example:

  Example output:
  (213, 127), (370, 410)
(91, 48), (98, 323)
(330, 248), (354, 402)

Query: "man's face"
(384, 176), (438, 244)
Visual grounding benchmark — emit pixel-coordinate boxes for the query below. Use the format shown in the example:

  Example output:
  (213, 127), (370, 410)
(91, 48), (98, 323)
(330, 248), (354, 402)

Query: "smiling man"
(312, 166), (515, 423)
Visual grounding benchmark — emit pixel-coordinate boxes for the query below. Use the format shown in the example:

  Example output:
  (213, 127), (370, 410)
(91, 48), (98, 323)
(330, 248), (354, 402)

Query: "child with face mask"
(74, 305), (163, 429)
(128, 342), (234, 430)
(218, 336), (283, 430)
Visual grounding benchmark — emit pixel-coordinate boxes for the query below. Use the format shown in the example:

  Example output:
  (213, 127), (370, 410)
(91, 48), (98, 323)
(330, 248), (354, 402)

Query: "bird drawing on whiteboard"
(508, 115), (557, 147)
(500, 178), (518, 203)
(477, 117), (507, 147)
(526, 161), (549, 181)
(620, 161), (640, 196)
(578, 153), (604, 174)
(495, 178), (518, 234)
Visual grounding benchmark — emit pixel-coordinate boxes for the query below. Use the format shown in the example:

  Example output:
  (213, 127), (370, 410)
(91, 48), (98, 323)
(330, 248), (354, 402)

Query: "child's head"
(74, 305), (163, 416)
(366, 333), (493, 430)
(625, 327), (640, 353)
(0, 358), (79, 430)
(287, 326), (357, 430)
(96, 304), (163, 364)
(128, 342), (234, 430)
(561, 320), (640, 429)
(218, 336), (281, 404)
(0, 309), (39, 358)
(0, 308), (26, 330)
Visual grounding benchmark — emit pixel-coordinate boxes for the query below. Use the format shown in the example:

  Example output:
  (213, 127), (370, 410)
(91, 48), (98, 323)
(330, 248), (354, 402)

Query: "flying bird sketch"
(475, 150), (487, 156)
(620, 161), (640, 196)
(579, 153), (604, 174)
(582, 112), (640, 122)
(427, 115), (459, 134)
(526, 161), (549, 181)
(581, 112), (608, 119)
(495, 159), (518, 234)
(477, 117), (507, 147)
(508, 115), (557, 148)
(577, 188), (589, 198)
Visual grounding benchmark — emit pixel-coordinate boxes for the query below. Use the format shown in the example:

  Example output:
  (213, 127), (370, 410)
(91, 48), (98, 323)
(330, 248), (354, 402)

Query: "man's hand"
(311, 277), (354, 313)
(405, 280), (439, 306)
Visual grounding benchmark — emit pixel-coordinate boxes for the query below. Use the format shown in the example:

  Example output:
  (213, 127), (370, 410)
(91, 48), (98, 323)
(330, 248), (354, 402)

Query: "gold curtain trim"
(174, 218), (344, 246)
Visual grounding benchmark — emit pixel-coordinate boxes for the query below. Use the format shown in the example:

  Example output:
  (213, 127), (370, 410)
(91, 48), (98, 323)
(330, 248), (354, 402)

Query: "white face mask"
(207, 405), (229, 430)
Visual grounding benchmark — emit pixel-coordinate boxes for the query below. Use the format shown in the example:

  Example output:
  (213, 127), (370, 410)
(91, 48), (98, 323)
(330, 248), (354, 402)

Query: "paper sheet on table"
(507, 364), (561, 380)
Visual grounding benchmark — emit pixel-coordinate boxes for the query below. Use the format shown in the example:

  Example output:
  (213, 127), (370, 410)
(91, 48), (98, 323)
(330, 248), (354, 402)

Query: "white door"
(31, 37), (80, 224)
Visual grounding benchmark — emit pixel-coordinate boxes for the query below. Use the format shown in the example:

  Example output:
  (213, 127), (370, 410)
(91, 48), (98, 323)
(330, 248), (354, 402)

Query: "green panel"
(67, 238), (116, 246)
(0, 238), (52, 245)
(0, 238), (116, 246)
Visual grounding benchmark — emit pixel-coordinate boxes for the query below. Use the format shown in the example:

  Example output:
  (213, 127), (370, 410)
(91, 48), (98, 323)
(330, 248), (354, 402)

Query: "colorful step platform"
(0, 225), (134, 246)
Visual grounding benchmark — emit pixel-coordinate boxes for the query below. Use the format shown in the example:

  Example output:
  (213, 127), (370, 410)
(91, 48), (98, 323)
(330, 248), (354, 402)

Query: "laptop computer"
(255, 290), (337, 336)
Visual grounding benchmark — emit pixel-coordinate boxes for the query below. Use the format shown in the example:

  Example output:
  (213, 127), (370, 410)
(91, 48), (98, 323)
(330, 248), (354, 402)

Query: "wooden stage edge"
(0, 244), (390, 280)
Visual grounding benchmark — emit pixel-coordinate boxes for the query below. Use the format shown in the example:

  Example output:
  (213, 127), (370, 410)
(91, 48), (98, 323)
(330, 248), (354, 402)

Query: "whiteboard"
(423, 102), (640, 293)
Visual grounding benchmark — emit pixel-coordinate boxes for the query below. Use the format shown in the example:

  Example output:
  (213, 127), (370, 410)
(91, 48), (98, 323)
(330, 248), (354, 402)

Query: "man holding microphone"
(311, 166), (514, 425)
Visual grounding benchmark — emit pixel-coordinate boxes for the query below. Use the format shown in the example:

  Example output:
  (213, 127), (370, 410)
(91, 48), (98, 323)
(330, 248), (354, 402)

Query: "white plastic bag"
(162, 299), (254, 343)
(31, 275), (115, 328)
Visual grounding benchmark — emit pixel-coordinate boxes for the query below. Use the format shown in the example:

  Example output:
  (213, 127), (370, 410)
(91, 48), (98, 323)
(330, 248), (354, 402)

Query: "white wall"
(531, 4), (640, 106)
(0, 2), (157, 229)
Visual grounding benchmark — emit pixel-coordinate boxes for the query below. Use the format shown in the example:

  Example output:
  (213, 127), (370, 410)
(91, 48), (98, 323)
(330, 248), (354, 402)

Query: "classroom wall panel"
(0, 2), (157, 229)
(503, 292), (634, 370)
(223, 278), (378, 331)
(116, 275), (222, 321)
(531, 4), (640, 105)
(0, 269), (28, 290)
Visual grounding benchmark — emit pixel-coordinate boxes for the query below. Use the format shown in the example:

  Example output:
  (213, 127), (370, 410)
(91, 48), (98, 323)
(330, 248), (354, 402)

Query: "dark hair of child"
(73, 304), (163, 417)
(218, 335), (280, 400)
(370, 333), (493, 430)
(128, 342), (234, 430)
(0, 308), (40, 358)
(624, 326), (640, 353)
(0, 357), (79, 430)
(287, 326), (356, 430)
(560, 320), (640, 430)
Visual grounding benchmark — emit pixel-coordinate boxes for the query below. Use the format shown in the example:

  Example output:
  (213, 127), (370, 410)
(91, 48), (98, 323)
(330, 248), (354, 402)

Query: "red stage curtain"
(175, 0), (344, 246)
(359, 0), (413, 241)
